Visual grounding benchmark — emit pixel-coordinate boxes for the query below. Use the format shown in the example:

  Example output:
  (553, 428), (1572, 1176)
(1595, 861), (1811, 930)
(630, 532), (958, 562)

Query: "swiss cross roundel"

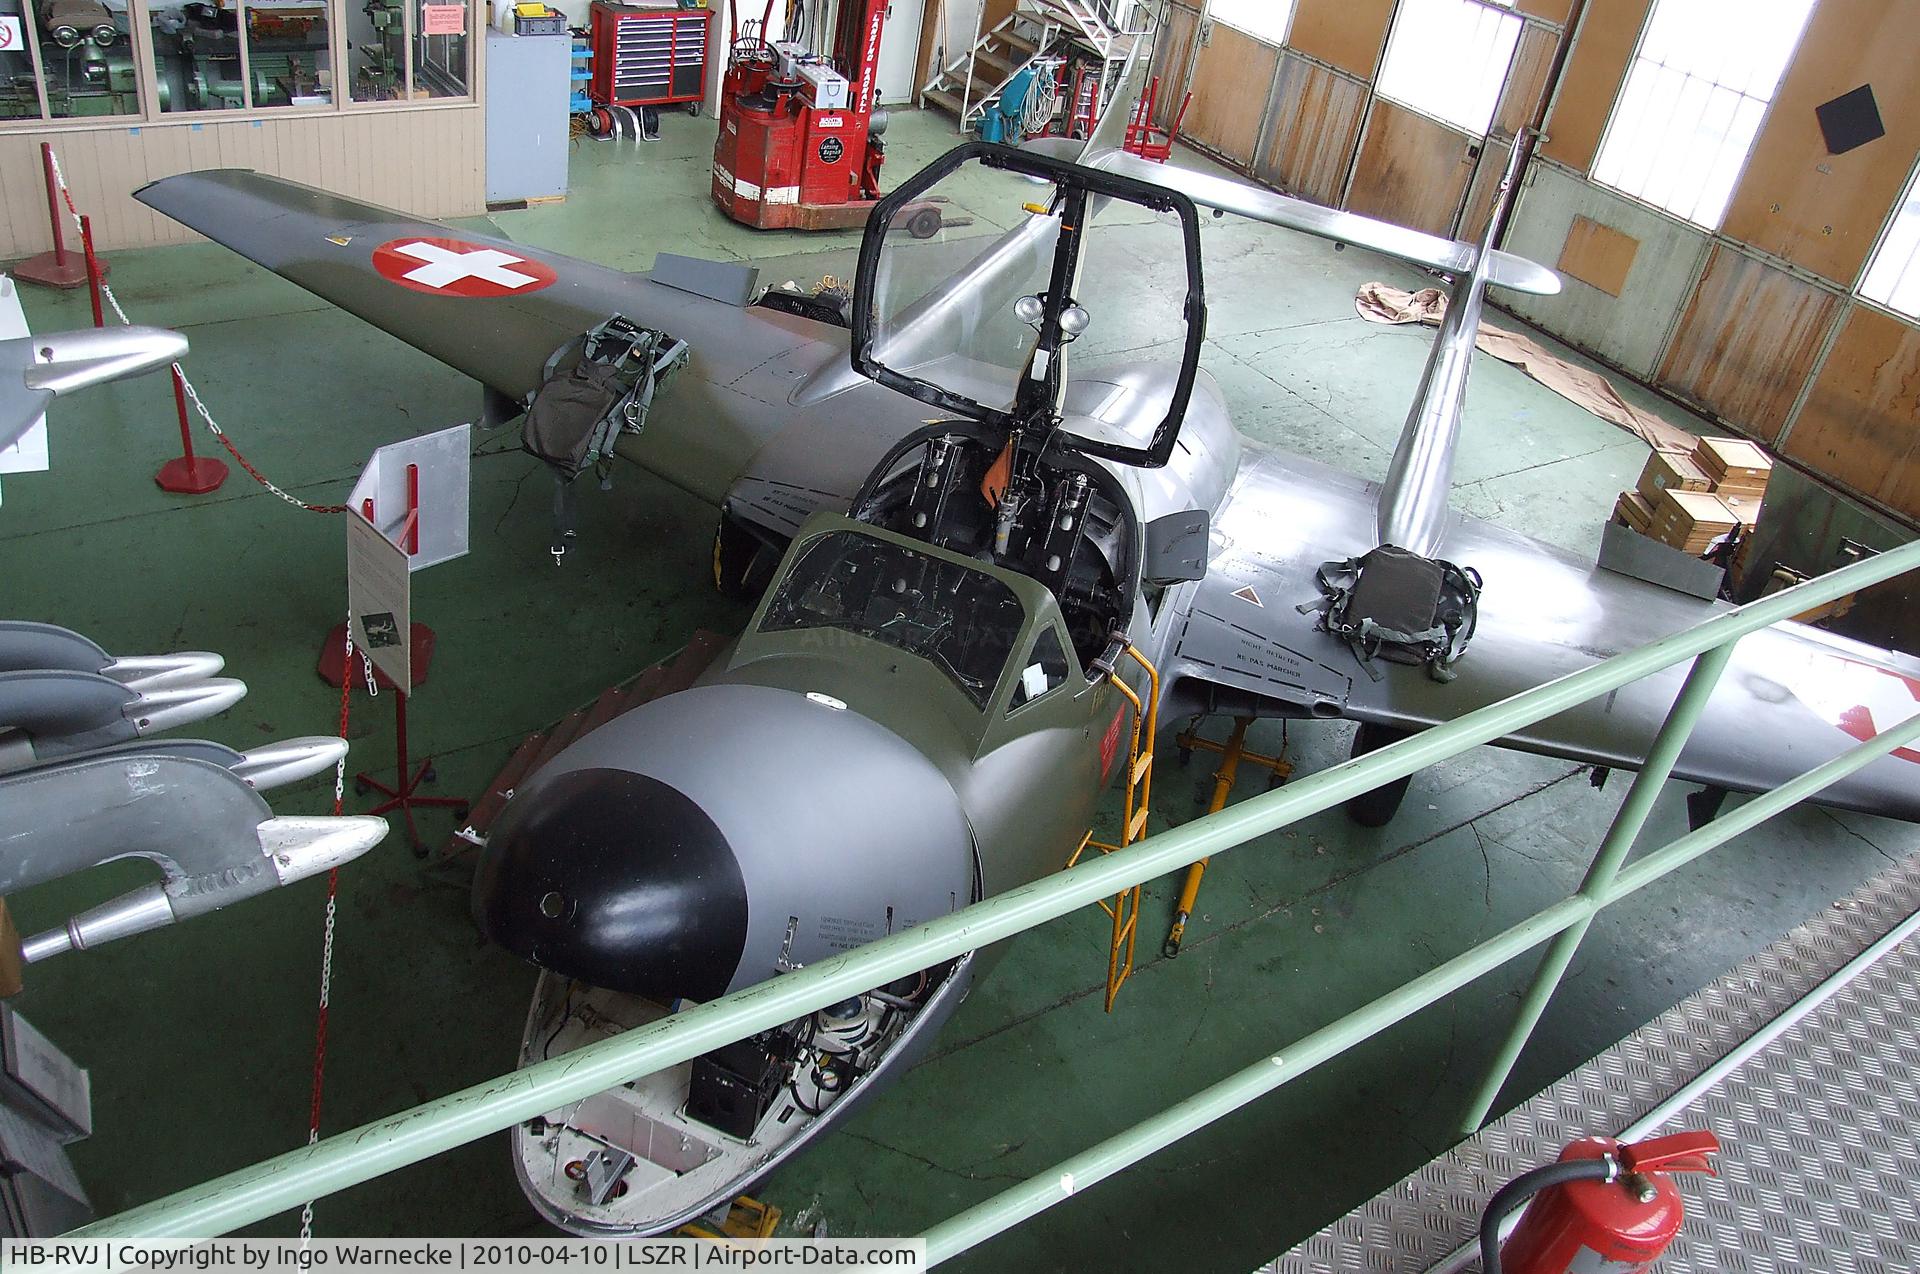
(370, 236), (558, 298)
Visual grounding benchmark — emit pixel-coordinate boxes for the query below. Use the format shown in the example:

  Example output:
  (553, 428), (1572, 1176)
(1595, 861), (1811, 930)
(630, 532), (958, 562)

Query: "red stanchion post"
(80, 216), (104, 328)
(154, 366), (230, 495)
(14, 143), (95, 290)
(348, 483), (459, 855)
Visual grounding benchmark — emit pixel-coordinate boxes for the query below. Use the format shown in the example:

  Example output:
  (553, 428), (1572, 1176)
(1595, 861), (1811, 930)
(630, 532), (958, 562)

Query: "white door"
(872, 0), (925, 105)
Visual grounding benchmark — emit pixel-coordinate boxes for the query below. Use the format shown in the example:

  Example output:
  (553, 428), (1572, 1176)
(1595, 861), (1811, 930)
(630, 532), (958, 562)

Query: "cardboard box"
(1636, 450), (1712, 504)
(1614, 490), (1655, 533)
(1650, 488), (1737, 554)
(1694, 437), (1773, 492)
(1716, 490), (1762, 528)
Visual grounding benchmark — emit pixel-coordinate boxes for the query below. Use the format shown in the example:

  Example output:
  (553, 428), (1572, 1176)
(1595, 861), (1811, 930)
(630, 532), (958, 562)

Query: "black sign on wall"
(1815, 84), (1885, 156)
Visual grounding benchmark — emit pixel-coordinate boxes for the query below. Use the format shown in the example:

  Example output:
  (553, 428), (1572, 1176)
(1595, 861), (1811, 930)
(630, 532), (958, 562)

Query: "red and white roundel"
(1786, 652), (1920, 765)
(370, 237), (557, 298)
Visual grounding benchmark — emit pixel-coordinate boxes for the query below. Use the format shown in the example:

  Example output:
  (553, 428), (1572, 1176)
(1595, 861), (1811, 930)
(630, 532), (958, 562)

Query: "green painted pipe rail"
(921, 698), (1920, 1264)
(69, 537), (1920, 1245)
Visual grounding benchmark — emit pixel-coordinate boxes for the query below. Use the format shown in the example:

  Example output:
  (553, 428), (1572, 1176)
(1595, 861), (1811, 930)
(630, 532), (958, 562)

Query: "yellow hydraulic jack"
(1068, 644), (1160, 1011)
(1162, 717), (1292, 957)
(676, 1194), (781, 1240)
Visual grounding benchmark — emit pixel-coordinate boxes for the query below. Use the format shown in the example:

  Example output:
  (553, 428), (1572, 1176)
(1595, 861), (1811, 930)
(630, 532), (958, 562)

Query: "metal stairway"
(921, 0), (1159, 132)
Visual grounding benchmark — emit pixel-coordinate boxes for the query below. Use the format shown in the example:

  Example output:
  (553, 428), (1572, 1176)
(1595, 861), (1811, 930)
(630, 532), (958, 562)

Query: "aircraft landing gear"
(1163, 717), (1291, 958)
(712, 515), (776, 601)
(1345, 721), (1414, 827)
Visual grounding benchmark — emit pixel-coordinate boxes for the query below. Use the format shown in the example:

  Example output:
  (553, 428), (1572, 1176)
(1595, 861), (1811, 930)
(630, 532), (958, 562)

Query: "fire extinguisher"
(1481, 1130), (1721, 1273)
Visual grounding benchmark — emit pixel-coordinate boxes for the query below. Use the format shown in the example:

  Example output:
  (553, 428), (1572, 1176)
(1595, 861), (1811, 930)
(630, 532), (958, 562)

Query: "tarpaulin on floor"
(1355, 282), (1698, 454)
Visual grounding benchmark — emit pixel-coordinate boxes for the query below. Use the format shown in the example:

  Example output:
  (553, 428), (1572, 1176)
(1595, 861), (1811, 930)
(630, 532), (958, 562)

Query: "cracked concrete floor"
(3, 108), (1917, 1271)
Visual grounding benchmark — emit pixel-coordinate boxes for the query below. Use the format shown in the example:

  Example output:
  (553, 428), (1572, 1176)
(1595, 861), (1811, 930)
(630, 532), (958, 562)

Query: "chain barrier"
(47, 148), (376, 1236)
(299, 618), (372, 1244)
(43, 149), (347, 515)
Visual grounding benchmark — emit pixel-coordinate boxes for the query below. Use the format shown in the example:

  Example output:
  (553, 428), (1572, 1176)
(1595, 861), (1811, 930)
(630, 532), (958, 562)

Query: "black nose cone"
(472, 768), (749, 1002)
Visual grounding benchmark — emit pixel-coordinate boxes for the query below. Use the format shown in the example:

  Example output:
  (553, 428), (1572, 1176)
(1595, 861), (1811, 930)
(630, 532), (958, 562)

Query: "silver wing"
(1161, 443), (1920, 821)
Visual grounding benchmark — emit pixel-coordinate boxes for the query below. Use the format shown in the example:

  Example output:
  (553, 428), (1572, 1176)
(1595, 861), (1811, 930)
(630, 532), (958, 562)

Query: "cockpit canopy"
(760, 529), (1027, 710)
(748, 518), (1083, 725)
(851, 142), (1207, 471)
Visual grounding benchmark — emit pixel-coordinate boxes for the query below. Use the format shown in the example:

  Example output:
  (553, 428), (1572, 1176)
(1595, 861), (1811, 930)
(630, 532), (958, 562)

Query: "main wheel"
(1344, 721), (1413, 827)
(906, 206), (943, 240)
(712, 515), (772, 601)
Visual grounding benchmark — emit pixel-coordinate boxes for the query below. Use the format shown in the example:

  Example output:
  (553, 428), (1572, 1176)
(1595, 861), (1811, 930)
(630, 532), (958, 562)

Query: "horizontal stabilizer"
(1089, 150), (1561, 296)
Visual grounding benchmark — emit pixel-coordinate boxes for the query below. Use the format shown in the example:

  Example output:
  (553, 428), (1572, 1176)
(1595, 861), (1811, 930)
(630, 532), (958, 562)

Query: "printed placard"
(422, 2), (466, 35)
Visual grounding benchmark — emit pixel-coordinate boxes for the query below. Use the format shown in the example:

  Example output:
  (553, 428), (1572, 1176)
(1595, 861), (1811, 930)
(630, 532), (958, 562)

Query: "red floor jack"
(711, 0), (963, 237)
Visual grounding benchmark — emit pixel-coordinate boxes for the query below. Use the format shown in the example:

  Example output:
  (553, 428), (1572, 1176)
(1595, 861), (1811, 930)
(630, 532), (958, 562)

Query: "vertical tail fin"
(1076, 38), (1152, 163)
(1374, 132), (1537, 559)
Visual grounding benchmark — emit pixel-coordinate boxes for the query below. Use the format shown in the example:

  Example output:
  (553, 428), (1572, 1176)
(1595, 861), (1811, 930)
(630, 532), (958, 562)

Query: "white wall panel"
(0, 107), (486, 258)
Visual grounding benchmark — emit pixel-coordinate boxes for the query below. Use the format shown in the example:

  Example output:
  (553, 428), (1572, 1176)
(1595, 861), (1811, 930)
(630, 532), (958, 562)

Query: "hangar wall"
(0, 0), (494, 258)
(0, 108), (485, 258)
(1150, 0), (1920, 529)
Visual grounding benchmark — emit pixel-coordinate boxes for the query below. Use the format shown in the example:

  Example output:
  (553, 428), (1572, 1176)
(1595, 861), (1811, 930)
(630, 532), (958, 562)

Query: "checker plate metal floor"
(1262, 849), (1920, 1273)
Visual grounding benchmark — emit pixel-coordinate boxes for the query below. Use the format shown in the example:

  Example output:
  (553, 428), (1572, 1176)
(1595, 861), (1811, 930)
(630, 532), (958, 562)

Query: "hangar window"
(1858, 166), (1920, 320)
(0, 0), (475, 125)
(1590, 0), (1815, 229)
(1206, 0), (1295, 47)
(1375, 0), (1522, 138)
(1, 0), (42, 119)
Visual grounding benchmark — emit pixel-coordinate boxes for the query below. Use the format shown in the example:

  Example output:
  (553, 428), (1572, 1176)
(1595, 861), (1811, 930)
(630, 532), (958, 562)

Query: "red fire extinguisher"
(1482, 1130), (1721, 1273)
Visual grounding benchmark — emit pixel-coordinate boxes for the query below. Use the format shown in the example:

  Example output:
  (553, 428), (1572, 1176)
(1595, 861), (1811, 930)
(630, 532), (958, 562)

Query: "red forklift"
(711, 0), (958, 235)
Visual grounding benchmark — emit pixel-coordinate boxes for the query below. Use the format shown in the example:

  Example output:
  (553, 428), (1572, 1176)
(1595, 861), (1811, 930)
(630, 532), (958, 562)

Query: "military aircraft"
(131, 57), (1920, 1233)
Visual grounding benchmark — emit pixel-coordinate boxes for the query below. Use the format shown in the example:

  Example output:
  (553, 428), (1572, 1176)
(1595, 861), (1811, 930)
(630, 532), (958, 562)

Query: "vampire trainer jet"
(133, 56), (1920, 1234)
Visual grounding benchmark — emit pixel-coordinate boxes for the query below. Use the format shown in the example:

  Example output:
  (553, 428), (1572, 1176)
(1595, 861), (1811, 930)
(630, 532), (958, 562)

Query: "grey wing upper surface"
(1164, 442), (1920, 822)
(132, 170), (928, 509)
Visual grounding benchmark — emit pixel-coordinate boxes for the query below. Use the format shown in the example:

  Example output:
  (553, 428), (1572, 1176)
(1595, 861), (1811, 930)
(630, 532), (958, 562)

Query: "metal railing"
(70, 539), (1920, 1264)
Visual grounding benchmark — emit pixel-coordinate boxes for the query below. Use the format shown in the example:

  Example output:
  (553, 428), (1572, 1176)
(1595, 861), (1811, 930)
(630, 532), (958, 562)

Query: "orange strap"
(981, 441), (1013, 507)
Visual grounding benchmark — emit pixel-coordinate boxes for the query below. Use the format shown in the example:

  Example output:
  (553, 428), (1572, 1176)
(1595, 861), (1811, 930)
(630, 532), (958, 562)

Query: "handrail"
(68, 538), (1920, 1248)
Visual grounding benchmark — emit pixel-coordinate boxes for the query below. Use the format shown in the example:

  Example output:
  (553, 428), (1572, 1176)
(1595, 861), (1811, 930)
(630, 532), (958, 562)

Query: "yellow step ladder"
(1067, 644), (1159, 1012)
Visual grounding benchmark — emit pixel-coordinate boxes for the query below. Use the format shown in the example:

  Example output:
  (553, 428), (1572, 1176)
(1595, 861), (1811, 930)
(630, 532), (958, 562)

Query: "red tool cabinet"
(589, 4), (711, 109)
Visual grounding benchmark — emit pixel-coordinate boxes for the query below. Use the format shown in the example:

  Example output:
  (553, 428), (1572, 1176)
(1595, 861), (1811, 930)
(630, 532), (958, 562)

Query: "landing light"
(1059, 305), (1091, 337)
(807, 692), (849, 711)
(1013, 295), (1045, 325)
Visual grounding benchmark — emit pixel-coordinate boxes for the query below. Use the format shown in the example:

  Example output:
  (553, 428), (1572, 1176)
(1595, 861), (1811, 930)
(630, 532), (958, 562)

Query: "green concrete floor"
(3, 108), (1916, 1271)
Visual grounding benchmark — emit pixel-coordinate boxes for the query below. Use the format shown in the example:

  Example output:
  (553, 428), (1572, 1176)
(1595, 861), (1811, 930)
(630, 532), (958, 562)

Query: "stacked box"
(1649, 489), (1738, 554)
(1636, 450), (1712, 504)
(1716, 488), (1763, 528)
(1613, 490), (1655, 534)
(1694, 437), (1772, 500)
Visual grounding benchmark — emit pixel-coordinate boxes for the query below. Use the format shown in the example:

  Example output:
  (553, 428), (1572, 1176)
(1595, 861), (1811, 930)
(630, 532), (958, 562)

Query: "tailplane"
(1374, 133), (1538, 557)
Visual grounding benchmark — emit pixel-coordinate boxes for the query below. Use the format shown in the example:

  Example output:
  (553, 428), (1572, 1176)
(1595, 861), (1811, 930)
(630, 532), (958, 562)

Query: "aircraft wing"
(1161, 443), (1920, 822)
(133, 171), (659, 399)
(133, 171), (875, 506)
(1084, 150), (1561, 297)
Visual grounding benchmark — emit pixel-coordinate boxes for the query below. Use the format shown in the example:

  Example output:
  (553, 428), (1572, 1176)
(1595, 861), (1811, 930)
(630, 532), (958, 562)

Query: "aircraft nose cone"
(472, 767), (750, 1003)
